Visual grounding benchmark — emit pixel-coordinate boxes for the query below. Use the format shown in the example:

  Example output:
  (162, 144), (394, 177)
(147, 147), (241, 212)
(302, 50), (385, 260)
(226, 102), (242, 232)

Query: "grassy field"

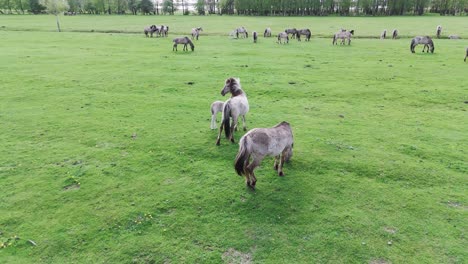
(0, 15), (467, 263)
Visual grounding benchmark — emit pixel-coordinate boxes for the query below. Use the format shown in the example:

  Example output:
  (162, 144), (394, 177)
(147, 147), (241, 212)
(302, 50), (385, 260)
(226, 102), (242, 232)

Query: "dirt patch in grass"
(383, 227), (397, 234)
(63, 184), (80, 191)
(222, 248), (252, 264)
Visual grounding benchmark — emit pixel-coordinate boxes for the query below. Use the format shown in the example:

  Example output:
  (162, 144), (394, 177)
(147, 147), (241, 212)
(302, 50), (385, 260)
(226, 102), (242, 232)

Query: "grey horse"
(216, 78), (249, 146)
(172, 36), (194, 52)
(277, 32), (289, 44)
(410, 36), (434, 53)
(234, 121), (294, 189)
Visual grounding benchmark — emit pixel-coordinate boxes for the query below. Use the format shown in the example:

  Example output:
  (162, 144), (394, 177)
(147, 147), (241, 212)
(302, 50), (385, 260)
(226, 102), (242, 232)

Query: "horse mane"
(226, 78), (243, 97)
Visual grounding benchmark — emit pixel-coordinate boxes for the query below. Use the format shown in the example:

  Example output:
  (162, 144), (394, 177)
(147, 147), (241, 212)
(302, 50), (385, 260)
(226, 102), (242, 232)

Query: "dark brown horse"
(234, 121), (294, 189)
(253, 31), (258, 43)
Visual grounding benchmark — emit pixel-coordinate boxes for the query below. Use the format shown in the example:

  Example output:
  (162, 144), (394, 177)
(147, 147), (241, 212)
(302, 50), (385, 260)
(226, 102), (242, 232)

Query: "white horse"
(216, 78), (249, 146)
(191, 27), (203, 40)
(277, 32), (289, 44)
(210, 101), (224, 130)
(264, 27), (272, 37)
(234, 121), (294, 189)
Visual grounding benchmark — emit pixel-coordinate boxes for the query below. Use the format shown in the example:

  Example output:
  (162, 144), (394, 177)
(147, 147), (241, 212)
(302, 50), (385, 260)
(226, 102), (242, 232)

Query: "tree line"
(0, 0), (466, 16)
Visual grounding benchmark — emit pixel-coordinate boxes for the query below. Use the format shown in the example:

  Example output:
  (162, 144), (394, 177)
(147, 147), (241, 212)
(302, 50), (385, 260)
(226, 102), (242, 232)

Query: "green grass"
(0, 16), (467, 263)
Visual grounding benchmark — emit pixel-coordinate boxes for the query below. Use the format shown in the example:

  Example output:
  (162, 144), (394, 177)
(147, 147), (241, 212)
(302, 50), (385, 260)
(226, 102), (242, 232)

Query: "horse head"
(221, 78), (241, 96)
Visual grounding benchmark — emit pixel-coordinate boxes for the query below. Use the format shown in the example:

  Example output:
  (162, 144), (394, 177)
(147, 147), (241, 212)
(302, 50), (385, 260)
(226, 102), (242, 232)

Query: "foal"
(210, 101), (224, 130)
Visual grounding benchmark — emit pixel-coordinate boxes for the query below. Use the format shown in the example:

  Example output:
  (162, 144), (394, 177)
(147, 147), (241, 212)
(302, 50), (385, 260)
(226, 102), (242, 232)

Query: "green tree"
(140, 0), (153, 14)
(195, 0), (205, 14)
(41, 0), (69, 32)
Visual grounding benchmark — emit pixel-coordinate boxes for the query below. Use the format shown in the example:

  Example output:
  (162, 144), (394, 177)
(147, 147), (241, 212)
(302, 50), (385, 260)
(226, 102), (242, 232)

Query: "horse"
(236, 27), (248, 38)
(172, 37), (194, 52)
(465, 48), (467, 62)
(381, 29), (387, 39)
(253, 31), (258, 43)
(160, 25), (169, 37)
(285, 28), (297, 39)
(264, 27), (272, 37)
(448, 35), (460, 39)
(210, 101), (224, 130)
(410, 36), (434, 53)
(333, 29), (354, 45)
(216, 78), (249, 146)
(436, 25), (442, 39)
(392, 29), (398, 39)
(144, 25), (158, 37)
(277, 32), (289, 44)
(234, 121), (294, 189)
(296, 29), (311, 41)
(191, 27), (202, 40)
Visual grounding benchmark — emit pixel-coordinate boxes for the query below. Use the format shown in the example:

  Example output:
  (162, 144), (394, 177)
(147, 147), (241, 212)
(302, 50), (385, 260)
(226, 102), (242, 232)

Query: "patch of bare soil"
(222, 248), (252, 264)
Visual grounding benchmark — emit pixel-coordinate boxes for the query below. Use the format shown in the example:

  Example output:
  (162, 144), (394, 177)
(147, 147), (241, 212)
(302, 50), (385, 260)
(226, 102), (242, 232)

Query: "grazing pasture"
(0, 15), (467, 263)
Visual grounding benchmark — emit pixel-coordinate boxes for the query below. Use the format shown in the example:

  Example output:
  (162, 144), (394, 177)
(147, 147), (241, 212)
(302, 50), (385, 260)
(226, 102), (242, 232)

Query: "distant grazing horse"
(296, 29), (311, 41)
(210, 101), (224, 129)
(236, 27), (248, 38)
(253, 31), (258, 43)
(191, 27), (202, 40)
(392, 29), (398, 39)
(285, 28), (297, 39)
(448, 35), (460, 39)
(234, 121), (294, 189)
(333, 29), (354, 45)
(381, 29), (387, 39)
(277, 32), (289, 44)
(465, 48), (467, 62)
(264, 27), (272, 37)
(436, 25), (442, 39)
(216, 78), (249, 146)
(160, 25), (169, 37)
(144, 25), (158, 37)
(410, 36), (434, 53)
(172, 37), (194, 52)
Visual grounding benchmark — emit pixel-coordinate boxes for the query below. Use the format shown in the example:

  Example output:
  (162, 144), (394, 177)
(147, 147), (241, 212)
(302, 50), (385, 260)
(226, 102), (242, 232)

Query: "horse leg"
(216, 122), (224, 146)
(210, 114), (216, 129)
(229, 116), (238, 143)
(246, 156), (262, 189)
(277, 149), (288, 177)
(173, 44), (177, 51)
(274, 155), (280, 170)
(242, 115), (247, 131)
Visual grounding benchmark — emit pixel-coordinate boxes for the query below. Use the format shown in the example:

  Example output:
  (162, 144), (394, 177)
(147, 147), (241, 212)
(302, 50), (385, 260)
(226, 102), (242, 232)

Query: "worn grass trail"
(0, 17), (467, 263)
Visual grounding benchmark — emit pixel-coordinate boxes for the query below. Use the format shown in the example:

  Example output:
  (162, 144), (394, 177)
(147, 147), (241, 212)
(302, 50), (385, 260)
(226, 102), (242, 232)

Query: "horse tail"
(234, 136), (250, 176)
(222, 102), (231, 138)
(410, 39), (415, 52)
(332, 34), (336, 45)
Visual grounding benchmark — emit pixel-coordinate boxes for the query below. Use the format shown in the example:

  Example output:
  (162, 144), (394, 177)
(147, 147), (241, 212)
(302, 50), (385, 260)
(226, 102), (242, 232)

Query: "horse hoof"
(243, 128), (247, 131)
(279, 171), (284, 177)
(231, 139), (235, 143)
(216, 140), (220, 146)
